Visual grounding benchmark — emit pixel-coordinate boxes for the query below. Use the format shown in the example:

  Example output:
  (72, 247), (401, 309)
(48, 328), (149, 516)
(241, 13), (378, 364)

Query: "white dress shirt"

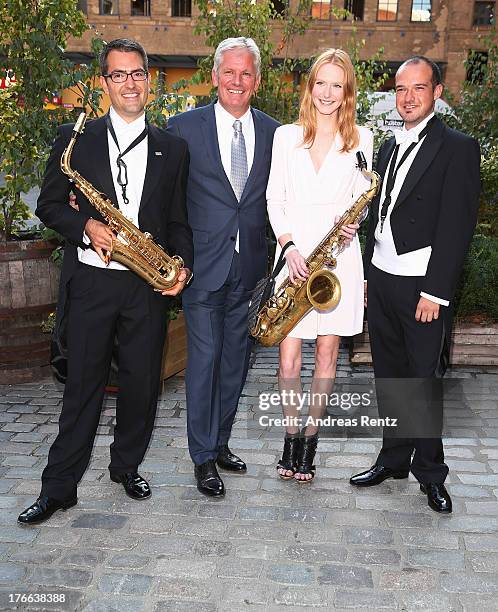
(78, 106), (148, 270)
(372, 112), (448, 306)
(214, 102), (255, 252)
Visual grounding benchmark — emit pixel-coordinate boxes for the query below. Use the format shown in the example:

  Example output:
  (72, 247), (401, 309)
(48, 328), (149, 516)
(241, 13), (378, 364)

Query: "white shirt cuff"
(420, 292), (450, 307)
(83, 231), (91, 245)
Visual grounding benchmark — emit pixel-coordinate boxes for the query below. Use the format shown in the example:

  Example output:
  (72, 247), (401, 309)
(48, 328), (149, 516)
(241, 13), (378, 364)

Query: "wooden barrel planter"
(161, 312), (188, 380)
(0, 239), (59, 384)
(351, 320), (498, 367)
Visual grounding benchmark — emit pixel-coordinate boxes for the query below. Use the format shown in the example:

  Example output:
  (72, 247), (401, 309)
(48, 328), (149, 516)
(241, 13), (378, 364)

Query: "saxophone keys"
(144, 232), (152, 240)
(268, 307), (280, 320)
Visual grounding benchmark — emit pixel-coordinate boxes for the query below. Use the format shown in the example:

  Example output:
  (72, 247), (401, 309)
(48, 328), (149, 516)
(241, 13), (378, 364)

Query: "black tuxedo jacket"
(36, 115), (193, 286)
(364, 117), (481, 302)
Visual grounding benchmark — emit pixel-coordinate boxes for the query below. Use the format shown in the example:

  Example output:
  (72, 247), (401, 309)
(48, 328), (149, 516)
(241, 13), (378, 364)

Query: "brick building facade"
(67, 0), (495, 100)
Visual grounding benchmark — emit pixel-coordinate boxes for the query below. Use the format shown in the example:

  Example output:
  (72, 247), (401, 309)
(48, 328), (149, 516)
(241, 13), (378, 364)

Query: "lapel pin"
(155, 151), (163, 156)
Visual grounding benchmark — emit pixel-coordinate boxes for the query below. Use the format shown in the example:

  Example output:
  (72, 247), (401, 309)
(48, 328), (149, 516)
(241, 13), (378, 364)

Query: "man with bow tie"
(350, 56), (481, 513)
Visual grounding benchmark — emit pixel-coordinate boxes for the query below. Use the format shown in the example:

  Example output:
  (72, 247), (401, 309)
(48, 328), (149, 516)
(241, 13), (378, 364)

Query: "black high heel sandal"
(295, 433), (318, 482)
(277, 433), (302, 480)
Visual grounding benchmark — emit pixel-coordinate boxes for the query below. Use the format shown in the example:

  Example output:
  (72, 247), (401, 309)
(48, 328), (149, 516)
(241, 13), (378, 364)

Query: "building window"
(344, 0), (364, 20)
(131, 0), (150, 16)
(377, 0), (398, 21)
(411, 0), (431, 21)
(100, 0), (119, 14)
(77, 0), (88, 12)
(473, 1), (495, 25)
(172, 0), (191, 17)
(312, 0), (331, 20)
(466, 50), (488, 82)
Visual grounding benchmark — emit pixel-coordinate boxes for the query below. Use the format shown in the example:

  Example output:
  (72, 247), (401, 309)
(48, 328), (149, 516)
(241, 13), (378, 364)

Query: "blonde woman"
(267, 48), (373, 482)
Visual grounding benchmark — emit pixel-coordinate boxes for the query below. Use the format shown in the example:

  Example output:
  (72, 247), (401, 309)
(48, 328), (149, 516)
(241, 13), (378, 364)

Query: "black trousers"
(183, 252), (253, 465)
(41, 264), (168, 500)
(367, 264), (449, 484)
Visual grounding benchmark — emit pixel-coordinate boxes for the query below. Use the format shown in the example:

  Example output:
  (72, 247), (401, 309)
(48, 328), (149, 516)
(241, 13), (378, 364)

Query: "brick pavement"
(0, 344), (497, 611)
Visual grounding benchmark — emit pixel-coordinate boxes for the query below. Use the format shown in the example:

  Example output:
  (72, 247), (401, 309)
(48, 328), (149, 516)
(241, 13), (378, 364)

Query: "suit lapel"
(139, 125), (169, 211)
(91, 117), (118, 207)
(377, 137), (396, 180)
(371, 138), (395, 221)
(393, 118), (445, 211)
(200, 103), (237, 202)
(239, 108), (265, 204)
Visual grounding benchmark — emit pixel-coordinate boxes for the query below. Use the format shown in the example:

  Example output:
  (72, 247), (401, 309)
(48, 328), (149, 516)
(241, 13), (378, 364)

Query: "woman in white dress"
(267, 48), (373, 482)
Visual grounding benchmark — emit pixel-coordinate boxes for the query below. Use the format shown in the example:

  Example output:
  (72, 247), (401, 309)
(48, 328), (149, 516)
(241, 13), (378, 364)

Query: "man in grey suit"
(168, 37), (280, 497)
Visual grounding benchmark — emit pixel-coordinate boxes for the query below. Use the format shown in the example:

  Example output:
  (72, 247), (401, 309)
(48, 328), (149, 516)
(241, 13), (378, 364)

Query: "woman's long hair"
(298, 48), (359, 153)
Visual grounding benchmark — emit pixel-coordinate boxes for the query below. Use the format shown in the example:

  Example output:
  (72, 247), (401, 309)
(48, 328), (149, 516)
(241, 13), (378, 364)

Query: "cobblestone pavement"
(0, 344), (497, 612)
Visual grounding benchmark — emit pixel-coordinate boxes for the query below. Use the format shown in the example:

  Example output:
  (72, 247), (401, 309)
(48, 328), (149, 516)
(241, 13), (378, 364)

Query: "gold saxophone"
(251, 151), (380, 347)
(60, 113), (187, 291)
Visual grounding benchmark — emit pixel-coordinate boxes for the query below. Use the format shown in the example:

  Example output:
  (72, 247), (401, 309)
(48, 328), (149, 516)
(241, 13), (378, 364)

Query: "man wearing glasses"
(18, 39), (193, 524)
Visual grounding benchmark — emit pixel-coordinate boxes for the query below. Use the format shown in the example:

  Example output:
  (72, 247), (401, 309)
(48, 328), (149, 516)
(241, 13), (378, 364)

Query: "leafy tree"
(443, 35), (497, 236)
(0, 0), (88, 240)
(444, 35), (497, 320)
(191, 0), (387, 126)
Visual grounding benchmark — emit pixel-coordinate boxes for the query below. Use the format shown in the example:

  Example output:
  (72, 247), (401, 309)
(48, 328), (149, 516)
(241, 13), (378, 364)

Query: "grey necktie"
(230, 120), (248, 201)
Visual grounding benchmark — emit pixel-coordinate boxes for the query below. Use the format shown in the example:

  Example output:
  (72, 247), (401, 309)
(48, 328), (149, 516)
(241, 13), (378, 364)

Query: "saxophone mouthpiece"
(73, 113), (87, 135)
(356, 151), (367, 171)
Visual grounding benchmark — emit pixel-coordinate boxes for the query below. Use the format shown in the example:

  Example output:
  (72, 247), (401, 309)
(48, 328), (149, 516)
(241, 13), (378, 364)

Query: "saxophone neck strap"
(272, 240), (295, 279)
(104, 113), (148, 208)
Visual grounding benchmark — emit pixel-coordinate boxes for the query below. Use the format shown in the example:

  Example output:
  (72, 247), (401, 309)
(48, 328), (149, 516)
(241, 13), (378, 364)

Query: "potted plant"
(0, 1), (90, 383)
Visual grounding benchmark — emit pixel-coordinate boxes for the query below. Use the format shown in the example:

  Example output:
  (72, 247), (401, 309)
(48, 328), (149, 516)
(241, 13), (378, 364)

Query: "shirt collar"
(395, 112), (435, 146)
(109, 106), (146, 137)
(214, 101), (252, 130)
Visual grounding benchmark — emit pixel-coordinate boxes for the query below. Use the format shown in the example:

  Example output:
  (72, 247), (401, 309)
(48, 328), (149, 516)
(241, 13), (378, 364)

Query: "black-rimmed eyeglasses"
(103, 70), (148, 83)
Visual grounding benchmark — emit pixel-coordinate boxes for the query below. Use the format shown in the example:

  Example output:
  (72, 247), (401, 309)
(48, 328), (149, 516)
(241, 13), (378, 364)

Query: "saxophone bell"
(306, 268), (341, 312)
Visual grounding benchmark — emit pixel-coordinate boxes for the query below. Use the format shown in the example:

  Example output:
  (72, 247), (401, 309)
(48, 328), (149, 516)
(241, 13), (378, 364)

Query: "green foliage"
(146, 79), (193, 128)
(454, 233), (498, 322)
(166, 295), (183, 321)
(444, 37), (497, 155)
(192, 0), (319, 123)
(41, 311), (57, 334)
(443, 34), (497, 234)
(0, 0), (89, 240)
(191, 0), (388, 128)
(69, 36), (106, 117)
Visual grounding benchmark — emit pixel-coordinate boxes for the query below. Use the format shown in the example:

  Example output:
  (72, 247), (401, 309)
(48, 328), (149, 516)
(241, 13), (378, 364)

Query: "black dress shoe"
(18, 495), (77, 525)
(110, 472), (151, 500)
(350, 465), (409, 487)
(420, 483), (452, 513)
(216, 444), (247, 472)
(195, 460), (225, 497)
